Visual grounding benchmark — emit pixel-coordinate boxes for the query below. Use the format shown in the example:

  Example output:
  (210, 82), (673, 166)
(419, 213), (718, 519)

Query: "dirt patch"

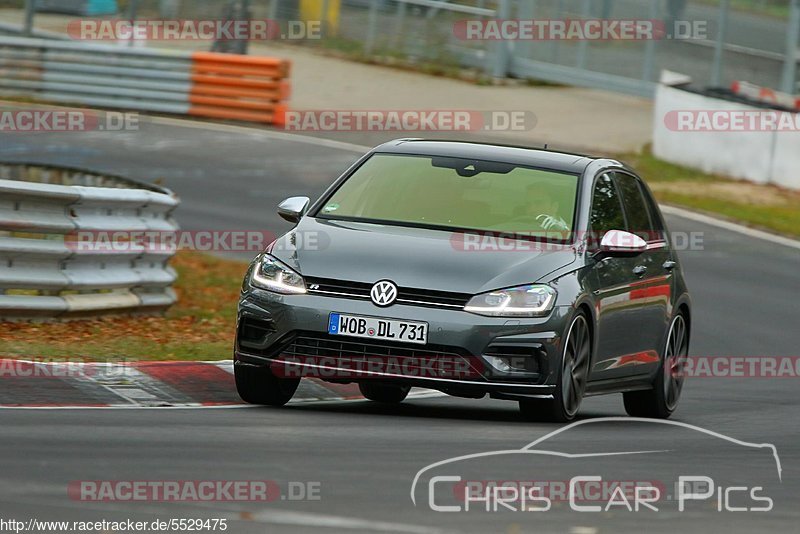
(649, 181), (799, 207)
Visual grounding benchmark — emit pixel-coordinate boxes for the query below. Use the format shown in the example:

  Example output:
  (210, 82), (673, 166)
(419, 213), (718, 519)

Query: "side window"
(589, 173), (626, 246)
(641, 183), (667, 240)
(614, 172), (656, 242)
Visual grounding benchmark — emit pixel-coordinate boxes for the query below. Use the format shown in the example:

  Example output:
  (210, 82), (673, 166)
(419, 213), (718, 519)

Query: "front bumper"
(235, 287), (571, 399)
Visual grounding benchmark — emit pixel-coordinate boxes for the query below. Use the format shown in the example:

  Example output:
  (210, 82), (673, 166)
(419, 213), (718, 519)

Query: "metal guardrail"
(0, 163), (180, 319)
(0, 35), (291, 125)
(313, 0), (800, 98)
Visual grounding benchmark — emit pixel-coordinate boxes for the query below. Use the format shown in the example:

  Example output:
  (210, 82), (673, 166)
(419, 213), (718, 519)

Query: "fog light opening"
(484, 355), (513, 373)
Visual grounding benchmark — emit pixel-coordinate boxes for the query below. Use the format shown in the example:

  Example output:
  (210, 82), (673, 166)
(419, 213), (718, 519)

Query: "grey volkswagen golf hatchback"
(234, 140), (691, 422)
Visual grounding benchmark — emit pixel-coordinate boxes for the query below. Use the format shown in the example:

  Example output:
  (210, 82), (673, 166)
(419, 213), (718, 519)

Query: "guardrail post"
(364, 0), (378, 55)
(320, 0), (331, 38)
(575, 0), (591, 70)
(126, 0), (140, 48)
(127, 0), (140, 20)
(780, 0), (800, 94)
(549, 0), (564, 63)
(241, 0), (251, 54)
(641, 0), (659, 82)
(391, 0), (407, 51)
(515, 0), (535, 62)
(158, 0), (180, 18)
(711, 0), (730, 87)
(24, 0), (35, 37)
(268, 0), (280, 21)
(490, 0), (511, 79)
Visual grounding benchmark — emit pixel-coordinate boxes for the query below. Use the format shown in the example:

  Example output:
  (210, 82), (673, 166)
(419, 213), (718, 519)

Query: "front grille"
(274, 332), (485, 380)
(305, 277), (471, 309)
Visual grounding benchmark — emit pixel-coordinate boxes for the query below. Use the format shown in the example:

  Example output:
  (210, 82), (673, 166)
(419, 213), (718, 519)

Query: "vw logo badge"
(370, 280), (398, 307)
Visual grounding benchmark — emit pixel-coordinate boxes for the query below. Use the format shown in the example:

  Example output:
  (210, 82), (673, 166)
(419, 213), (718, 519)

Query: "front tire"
(235, 362), (300, 406)
(520, 312), (591, 422)
(623, 313), (689, 418)
(359, 382), (411, 404)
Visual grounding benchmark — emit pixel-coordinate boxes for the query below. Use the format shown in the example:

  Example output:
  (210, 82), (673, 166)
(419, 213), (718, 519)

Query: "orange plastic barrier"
(188, 51), (291, 125)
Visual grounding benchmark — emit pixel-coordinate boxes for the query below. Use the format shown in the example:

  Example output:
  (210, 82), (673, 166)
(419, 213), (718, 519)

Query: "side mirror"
(277, 196), (310, 224)
(594, 229), (647, 259)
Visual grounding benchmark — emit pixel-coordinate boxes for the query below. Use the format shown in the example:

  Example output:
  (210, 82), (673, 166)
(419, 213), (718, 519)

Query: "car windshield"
(315, 153), (579, 239)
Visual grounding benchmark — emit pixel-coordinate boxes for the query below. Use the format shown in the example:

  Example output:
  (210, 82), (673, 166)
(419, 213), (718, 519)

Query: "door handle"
(663, 260), (677, 271)
(633, 265), (648, 277)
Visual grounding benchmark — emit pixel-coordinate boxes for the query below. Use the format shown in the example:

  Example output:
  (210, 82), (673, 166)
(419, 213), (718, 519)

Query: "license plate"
(328, 313), (428, 345)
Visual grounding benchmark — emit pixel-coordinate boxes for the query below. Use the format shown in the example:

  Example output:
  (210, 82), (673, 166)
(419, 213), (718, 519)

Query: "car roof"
(372, 139), (597, 174)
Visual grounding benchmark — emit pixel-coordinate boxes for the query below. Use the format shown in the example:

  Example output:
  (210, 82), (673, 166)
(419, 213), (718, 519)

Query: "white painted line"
(248, 510), (448, 534)
(114, 387), (158, 400)
(0, 404), (255, 410)
(0, 389), (447, 410)
(145, 114), (372, 154)
(661, 204), (800, 251)
(0, 358), (448, 409)
(211, 361), (235, 375)
(82, 363), (190, 406)
(0, 99), (372, 153)
(70, 364), (141, 407)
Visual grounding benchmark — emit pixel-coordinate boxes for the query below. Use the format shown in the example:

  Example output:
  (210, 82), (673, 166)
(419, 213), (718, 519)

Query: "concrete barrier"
(653, 75), (800, 190)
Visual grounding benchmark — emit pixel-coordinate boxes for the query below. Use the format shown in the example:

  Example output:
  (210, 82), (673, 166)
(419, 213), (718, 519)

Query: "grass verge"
(621, 150), (800, 239)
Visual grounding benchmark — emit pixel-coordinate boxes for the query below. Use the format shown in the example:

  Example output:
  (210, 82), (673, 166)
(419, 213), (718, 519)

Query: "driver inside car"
(514, 184), (570, 234)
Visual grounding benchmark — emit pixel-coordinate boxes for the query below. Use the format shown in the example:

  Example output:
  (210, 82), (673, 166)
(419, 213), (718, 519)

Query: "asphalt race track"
(1, 116), (799, 533)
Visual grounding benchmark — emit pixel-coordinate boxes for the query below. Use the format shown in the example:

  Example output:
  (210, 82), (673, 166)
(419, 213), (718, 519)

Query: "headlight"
(464, 284), (556, 317)
(251, 255), (306, 294)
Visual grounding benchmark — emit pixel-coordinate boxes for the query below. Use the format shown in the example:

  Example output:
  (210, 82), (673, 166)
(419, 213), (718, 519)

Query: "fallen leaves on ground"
(0, 252), (248, 360)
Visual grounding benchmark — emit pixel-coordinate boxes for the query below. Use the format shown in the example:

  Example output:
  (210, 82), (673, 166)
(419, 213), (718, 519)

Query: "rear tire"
(359, 382), (411, 404)
(235, 363), (300, 406)
(520, 311), (591, 423)
(623, 313), (689, 419)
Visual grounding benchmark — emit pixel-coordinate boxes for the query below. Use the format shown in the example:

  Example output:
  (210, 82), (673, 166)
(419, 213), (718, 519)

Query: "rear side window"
(614, 172), (657, 242)
(589, 173), (626, 245)
(640, 183), (666, 238)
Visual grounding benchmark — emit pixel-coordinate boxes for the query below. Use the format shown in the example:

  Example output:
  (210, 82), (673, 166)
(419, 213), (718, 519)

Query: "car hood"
(270, 218), (577, 295)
